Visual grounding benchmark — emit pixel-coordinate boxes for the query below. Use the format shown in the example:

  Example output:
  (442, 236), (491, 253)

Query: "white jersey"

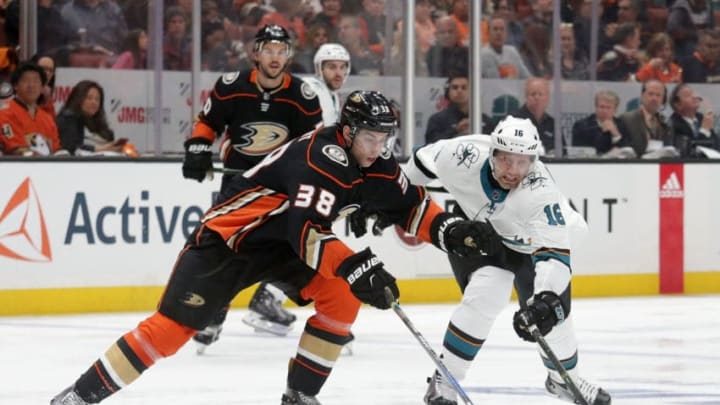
(302, 76), (341, 126)
(405, 134), (587, 293)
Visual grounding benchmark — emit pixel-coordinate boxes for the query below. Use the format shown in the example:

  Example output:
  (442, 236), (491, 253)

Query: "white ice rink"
(2, 295), (719, 405)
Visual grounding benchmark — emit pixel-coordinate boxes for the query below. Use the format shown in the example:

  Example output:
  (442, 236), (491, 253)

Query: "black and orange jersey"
(190, 69), (323, 172)
(197, 126), (445, 280)
(0, 98), (60, 155)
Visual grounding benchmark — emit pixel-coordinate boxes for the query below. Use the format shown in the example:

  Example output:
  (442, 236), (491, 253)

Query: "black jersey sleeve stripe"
(413, 151), (438, 179)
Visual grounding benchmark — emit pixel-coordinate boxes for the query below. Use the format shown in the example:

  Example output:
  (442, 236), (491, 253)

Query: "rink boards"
(1, 160), (718, 315)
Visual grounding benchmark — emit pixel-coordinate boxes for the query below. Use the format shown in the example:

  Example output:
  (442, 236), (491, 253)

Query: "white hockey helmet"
(313, 43), (351, 80)
(489, 115), (541, 157)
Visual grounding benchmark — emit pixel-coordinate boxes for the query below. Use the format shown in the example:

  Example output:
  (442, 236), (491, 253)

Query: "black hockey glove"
(349, 209), (394, 238)
(336, 248), (399, 310)
(512, 291), (567, 342)
(182, 138), (213, 182)
(430, 213), (502, 257)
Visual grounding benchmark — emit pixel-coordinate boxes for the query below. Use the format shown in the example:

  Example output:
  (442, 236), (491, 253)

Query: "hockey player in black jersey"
(182, 24), (323, 348)
(50, 91), (501, 405)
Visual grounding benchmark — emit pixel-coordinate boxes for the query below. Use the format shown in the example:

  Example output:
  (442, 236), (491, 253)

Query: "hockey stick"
(521, 318), (589, 405)
(384, 288), (475, 405)
(209, 166), (244, 175)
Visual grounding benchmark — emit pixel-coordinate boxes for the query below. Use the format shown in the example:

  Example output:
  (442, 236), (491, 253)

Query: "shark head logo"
(0, 178), (52, 262)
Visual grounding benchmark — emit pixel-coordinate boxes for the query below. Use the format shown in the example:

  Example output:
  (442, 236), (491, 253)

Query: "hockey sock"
(439, 321), (485, 381)
(73, 312), (195, 403)
(287, 322), (347, 396)
(539, 316), (580, 379)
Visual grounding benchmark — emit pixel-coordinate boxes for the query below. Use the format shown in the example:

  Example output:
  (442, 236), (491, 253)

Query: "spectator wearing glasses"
(668, 83), (720, 157)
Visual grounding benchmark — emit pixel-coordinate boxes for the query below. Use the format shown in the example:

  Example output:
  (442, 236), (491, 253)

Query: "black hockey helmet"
(339, 90), (397, 137)
(253, 24), (293, 54)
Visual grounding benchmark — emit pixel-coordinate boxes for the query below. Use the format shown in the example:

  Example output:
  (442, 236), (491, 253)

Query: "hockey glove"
(512, 291), (566, 342)
(336, 248), (399, 310)
(430, 213), (502, 257)
(349, 209), (394, 238)
(182, 138), (213, 182)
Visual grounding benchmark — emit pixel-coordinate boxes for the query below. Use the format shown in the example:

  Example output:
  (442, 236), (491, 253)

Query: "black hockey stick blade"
(384, 287), (475, 405)
(528, 324), (589, 405)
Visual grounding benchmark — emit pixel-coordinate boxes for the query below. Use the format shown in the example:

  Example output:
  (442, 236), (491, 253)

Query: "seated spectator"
(511, 77), (555, 155)
(55, 80), (130, 156)
(635, 33), (682, 83)
(112, 29), (148, 69)
(449, 0), (471, 46)
(680, 28), (720, 83)
(572, 90), (631, 156)
(597, 22), (641, 81)
(598, 0), (648, 57)
(163, 7), (191, 71)
(426, 15), (469, 77)
(293, 23), (331, 74)
(560, 22), (589, 80)
(491, 0), (523, 47)
(0, 63), (61, 156)
(5, 0), (71, 56)
(481, 14), (531, 79)
(523, 0), (553, 31)
(519, 22), (552, 78)
(258, 0), (308, 46)
(668, 83), (720, 157)
(620, 79), (675, 157)
(30, 54), (57, 117)
(668, 0), (713, 60)
(337, 14), (382, 75)
(310, 0), (343, 36)
(414, 0), (437, 55)
(358, 0), (388, 56)
(424, 72), (494, 144)
(61, 0), (129, 55)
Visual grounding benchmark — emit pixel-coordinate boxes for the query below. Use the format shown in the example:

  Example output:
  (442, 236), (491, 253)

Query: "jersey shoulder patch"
(301, 81), (317, 100)
(322, 144), (348, 166)
(222, 71), (240, 84)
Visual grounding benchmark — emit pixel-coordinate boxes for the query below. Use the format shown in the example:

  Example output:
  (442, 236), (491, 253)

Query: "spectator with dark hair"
(668, 0), (713, 60)
(337, 14), (382, 75)
(491, 0), (524, 47)
(112, 29), (148, 69)
(668, 83), (720, 157)
(311, 0), (343, 36)
(358, 0), (388, 56)
(5, 0), (71, 55)
(60, 0), (129, 54)
(596, 22), (641, 81)
(163, 6), (191, 70)
(449, 0), (470, 46)
(518, 22), (553, 78)
(636, 32), (682, 83)
(481, 14), (531, 79)
(293, 23), (331, 74)
(426, 15), (469, 77)
(414, 0), (437, 55)
(30, 54), (57, 117)
(560, 22), (589, 80)
(680, 28), (720, 83)
(620, 79), (674, 157)
(572, 90), (631, 155)
(55, 80), (128, 156)
(511, 77), (555, 154)
(425, 72), (494, 145)
(0, 63), (61, 156)
(258, 0), (309, 46)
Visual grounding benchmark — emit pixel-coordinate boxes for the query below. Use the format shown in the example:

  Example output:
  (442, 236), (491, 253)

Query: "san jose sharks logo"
(453, 143), (480, 168)
(522, 171), (547, 190)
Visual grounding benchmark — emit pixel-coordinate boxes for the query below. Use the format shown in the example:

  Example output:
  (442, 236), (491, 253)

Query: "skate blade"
(242, 316), (292, 336)
(196, 343), (209, 355)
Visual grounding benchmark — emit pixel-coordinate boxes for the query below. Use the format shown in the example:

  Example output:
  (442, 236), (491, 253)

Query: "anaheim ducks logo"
(181, 292), (206, 307)
(233, 122), (289, 156)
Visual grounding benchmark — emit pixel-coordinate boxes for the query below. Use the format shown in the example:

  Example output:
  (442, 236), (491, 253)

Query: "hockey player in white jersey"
(303, 43), (350, 126)
(405, 116), (611, 405)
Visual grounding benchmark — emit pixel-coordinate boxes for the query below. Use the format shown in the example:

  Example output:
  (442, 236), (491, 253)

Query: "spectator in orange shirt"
(450, 0), (472, 46)
(0, 63), (61, 156)
(636, 33), (682, 83)
(258, 0), (308, 46)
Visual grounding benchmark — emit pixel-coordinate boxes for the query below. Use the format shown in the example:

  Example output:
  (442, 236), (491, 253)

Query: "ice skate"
(423, 370), (458, 405)
(242, 287), (296, 336)
(280, 388), (322, 405)
(545, 374), (612, 405)
(50, 385), (88, 405)
(193, 324), (222, 354)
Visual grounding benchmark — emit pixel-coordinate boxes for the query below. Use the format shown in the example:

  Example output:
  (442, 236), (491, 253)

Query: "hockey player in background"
(50, 91), (501, 405)
(243, 42), (354, 342)
(404, 116), (612, 405)
(181, 24), (322, 348)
